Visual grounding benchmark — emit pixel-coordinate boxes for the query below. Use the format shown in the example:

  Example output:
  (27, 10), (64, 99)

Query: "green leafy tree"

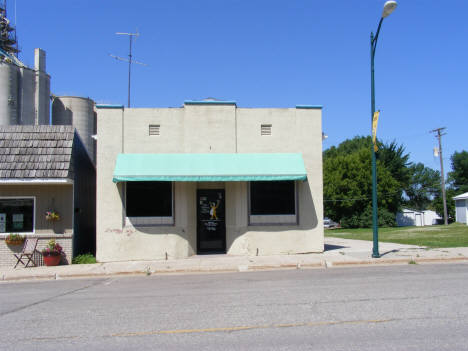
(341, 207), (397, 229)
(404, 163), (441, 210)
(428, 188), (456, 219)
(323, 136), (411, 227)
(429, 150), (468, 220)
(447, 150), (468, 193)
(323, 136), (411, 187)
(323, 146), (400, 225)
(379, 140), (412, 190)
(323, 136), (373, 159)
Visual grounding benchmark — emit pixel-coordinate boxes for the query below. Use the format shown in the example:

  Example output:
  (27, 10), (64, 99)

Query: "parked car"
(324, 218), (338, 228)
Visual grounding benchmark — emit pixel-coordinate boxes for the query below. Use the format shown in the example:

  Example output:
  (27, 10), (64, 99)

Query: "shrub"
(341, 208), (397, 229)
(72, 253), (97, 264)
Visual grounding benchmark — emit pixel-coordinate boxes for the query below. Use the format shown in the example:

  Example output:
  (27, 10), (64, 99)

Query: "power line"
(324, 190), (402, 202)
(391, 131), (431, 141)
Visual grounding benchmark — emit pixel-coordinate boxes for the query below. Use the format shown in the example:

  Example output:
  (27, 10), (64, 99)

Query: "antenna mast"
(111, 28), (147, 108)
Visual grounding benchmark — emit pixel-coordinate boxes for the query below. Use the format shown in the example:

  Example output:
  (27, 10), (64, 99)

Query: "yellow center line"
(111, 319), (390, 337)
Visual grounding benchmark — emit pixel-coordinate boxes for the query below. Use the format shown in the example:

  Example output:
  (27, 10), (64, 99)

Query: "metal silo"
(52, 96), (96, 165)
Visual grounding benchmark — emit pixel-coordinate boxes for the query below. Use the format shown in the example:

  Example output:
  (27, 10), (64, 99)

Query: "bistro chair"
(14, 238), (39, 268)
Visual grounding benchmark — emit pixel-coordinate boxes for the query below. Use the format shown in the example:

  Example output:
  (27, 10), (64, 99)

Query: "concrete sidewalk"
(2, 237), (468, 282)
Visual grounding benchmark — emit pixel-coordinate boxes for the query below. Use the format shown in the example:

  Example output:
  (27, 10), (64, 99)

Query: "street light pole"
(370, 1), (397, 258)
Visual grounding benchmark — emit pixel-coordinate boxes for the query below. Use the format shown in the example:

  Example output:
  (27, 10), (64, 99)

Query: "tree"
(323, 136), (372, 159)
(323, 136), (414, 227)
(404, 163), (441, 210)
(429, 188), (456, 219)
(323, 145), (400, 225)
(379, 140), (412, 190)
(447, 150), (468, 193)
(323, 136), (411, 189)
(429, 150), (468, 219)
(341, 207), (397, 229)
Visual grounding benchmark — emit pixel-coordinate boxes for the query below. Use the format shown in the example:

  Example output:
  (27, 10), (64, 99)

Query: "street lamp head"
(382, 1), (397, 18)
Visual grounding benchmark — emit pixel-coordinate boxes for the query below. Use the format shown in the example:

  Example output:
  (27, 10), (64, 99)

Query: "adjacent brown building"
(0, 125), (96, 267)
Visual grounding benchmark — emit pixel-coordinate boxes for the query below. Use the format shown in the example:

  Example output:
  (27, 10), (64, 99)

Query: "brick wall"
(0, 234), (73, 268)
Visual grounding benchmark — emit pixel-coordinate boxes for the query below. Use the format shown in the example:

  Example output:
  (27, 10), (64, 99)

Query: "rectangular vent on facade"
(149, 125), (160, 136)
(261, 124), (272, 136)
(262, 124), (271, 136)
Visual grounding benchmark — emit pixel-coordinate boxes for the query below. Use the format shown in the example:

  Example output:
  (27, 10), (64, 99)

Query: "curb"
(2, 256), (468, 282)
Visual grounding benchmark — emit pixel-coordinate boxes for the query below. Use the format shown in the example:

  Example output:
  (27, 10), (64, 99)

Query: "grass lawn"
(325, 223), (468, 248)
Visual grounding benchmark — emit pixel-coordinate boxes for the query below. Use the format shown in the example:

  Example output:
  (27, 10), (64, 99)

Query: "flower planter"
(43, 252), (61, 266)
(45, 212), (60, 221)
(5, 239), (25, 245)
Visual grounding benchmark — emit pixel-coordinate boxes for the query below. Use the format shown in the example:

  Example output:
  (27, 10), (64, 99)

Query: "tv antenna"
(110, 27), (147, 108)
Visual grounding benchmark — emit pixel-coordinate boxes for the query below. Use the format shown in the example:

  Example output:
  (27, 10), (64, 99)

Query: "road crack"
(0, 278), (109, 317)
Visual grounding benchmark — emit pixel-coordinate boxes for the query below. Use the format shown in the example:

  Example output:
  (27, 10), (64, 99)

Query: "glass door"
(197, 189), (226, 253)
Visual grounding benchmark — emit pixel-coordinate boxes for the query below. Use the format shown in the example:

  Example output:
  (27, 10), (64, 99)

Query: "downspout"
(235, 106), (238, 153)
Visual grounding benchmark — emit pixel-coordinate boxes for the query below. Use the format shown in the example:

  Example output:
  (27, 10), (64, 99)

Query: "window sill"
(126, 217), (174, 227)
(1, 233), (73, 238)
(248, 223), (299, 227)
(249, 215), (297, 226)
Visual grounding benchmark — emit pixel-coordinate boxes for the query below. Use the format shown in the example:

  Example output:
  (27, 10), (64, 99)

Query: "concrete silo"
(1, 2), (50, 126)
(52, 96), (96, 165)
(0, 49), (50, 126)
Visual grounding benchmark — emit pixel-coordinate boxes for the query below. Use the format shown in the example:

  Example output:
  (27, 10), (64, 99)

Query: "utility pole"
(431, 127), (448, 225)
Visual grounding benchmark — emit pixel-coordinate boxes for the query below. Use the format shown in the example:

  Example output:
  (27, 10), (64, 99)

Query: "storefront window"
(250, 181), (296, 215)
(249, 181), (298, 225)
(126, 181), (173, 218)
(0, 197), (35, 233)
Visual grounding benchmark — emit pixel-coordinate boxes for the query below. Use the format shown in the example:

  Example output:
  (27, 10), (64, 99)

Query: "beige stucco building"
(96, 100), (324, 262)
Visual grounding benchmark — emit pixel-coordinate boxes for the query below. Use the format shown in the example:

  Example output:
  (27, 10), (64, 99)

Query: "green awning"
(112, 153), (307, 182)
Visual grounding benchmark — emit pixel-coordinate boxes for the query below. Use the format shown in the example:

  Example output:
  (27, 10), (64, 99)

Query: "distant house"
(0, 125), (96, 267)
(397, 208), (443, 227)
(396, 208), (425, 227)
(453, 192), (468, 224)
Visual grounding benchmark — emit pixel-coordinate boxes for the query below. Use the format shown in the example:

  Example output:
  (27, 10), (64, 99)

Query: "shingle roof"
(0, 125), (75, 179)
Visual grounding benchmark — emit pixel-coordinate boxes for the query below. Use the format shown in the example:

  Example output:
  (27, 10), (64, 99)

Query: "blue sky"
(10, 0), (468, 175)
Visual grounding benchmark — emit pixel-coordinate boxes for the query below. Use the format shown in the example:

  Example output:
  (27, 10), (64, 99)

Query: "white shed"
(396, 208), (425, 227)
(422, 210), (442, 226)
(453, 192), (468, 224)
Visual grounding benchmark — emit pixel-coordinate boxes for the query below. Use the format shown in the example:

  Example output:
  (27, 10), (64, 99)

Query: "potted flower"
(45, 211), (60, 221)
(42, 239), (62, 266)
(5, 233), (25, 245)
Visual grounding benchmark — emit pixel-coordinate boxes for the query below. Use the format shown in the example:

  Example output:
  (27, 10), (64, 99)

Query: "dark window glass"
(126, 182), (173, 217)
(0, 198), (34, 233)
(250, 181), (295, 215)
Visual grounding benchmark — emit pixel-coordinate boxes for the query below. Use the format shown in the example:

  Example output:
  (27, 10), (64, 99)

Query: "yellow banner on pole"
(372, 110), (380, 152)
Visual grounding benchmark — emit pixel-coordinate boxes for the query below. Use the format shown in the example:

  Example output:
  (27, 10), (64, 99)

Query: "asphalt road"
(1, 263), (467, 350)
